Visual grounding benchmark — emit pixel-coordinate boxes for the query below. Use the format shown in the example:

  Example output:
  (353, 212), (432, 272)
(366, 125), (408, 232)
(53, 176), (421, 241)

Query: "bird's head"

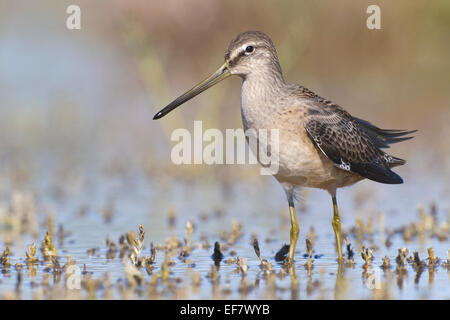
(153, 31), (282, 120)
(224, 31), (282, 78)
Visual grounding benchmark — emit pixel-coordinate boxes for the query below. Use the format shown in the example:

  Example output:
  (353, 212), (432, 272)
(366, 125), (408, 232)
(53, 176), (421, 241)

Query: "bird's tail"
(355, 117), (417, 149)
(386, 155), (406, 168)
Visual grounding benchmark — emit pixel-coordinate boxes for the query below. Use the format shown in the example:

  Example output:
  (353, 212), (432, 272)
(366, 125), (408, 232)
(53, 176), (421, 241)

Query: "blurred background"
(0, 0), (449, 185)
(0, 0), (449, 299)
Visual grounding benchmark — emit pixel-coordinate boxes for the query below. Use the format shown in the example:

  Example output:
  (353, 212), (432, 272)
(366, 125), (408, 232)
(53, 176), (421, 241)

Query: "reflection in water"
(334, 263), (348, 300)
(0, 172), (449, 300)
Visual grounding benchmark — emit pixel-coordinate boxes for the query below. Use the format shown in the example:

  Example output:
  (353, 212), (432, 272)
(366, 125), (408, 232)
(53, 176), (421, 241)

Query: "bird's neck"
(242, 68), (286, 102)
(240, 68), (287, 130)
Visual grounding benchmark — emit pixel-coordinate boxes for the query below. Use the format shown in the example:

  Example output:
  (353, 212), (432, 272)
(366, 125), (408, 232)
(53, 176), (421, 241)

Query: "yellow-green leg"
(331, 194), (343, 262)
(288, 197), (299, 264)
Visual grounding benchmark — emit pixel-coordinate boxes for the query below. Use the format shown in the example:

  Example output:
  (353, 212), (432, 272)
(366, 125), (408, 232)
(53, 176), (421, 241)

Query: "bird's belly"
(276, 148), (361, 189)
(241, 111), (333, 187)
(275, 132), (338, 187)
(240, 96), (362, 190)
(248, 122), (361, 190)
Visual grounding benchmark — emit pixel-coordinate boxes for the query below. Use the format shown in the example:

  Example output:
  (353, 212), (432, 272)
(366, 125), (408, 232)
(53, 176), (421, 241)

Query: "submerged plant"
(41, 232), (58, 261)
(304, 238), (314, 270)
(275, 244), (290, 262)
(361, 245), (373, 268)
(235, 257), (248, 276)
(344, 237), (355, 267)
(427, 248), (440, 267)
(396, 248), (409, 270)
(25, 243), (39, 264)
(212, 241), (224, 266)
(1, 245), (11, 268)
(381, 256), (391, 271)
(124, 257), (144, 287)
(252, 239), (272, 272)
(129, 225), (154, 268)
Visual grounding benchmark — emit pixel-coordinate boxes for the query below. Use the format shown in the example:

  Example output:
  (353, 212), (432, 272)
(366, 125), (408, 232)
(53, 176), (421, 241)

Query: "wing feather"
(296, 87), (414, 184)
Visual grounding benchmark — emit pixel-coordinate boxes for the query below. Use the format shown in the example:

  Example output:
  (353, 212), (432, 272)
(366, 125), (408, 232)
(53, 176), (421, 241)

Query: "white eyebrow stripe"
(229, 47), (245, 61)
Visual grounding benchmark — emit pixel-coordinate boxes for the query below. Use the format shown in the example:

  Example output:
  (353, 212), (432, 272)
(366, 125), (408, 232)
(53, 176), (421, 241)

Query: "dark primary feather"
(296, 86), (415, 184)
(353, 117), (417, 149)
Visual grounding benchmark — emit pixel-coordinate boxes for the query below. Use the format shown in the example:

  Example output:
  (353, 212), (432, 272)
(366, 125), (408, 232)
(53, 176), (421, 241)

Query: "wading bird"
(153, 31), (415, 264)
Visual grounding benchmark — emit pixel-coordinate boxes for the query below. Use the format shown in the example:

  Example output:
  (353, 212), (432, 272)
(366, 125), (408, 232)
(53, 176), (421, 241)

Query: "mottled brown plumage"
(299, 87), (415, 184)
(153, 31), (416, 264)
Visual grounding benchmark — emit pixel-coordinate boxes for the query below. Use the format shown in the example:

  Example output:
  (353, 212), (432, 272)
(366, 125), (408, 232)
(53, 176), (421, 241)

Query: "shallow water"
(0, 0), (449, 301)
(0, 165), (448, 300)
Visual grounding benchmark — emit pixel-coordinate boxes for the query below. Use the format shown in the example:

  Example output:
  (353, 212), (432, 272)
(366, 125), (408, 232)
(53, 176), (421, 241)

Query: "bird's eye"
(245, 45), (255, 54)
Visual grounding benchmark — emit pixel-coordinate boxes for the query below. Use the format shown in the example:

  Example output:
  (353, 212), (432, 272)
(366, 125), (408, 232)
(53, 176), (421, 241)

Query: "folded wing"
(302, 98), (415, 184)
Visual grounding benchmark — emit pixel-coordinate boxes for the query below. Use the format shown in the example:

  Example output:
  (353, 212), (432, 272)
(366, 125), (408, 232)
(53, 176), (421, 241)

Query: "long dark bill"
(153, 62), (231, 120)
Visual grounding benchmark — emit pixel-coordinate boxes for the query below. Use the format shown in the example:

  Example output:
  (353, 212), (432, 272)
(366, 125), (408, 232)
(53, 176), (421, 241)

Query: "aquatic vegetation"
(252, 239), (272, 272)
(235, 257), (248, 275)
(212, 241), (224, 265)
(274, 244), (289, 262)
(304, 238), (314, 270)
(124, 257), (144, 287)
(128, 225), (155, 269)
(361, 245), (374, 268)
(381, 256), (391, 271)
(345, 237), (355, 267)
(0, 191), (448, 300)
(105, 236), (117, 259)
(427, 248), (440, 267)
(41, 232), (58, 261)
(1, 245), (11, 268)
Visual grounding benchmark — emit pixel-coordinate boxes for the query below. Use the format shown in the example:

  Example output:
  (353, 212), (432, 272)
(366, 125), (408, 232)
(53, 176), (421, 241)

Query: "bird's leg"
(331, 195), (343, 262)
(287, 197), (299, 264)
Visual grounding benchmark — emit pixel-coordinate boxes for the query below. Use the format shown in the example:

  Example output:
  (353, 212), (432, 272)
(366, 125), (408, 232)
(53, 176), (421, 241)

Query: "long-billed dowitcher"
(153, 31), (415, 264)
